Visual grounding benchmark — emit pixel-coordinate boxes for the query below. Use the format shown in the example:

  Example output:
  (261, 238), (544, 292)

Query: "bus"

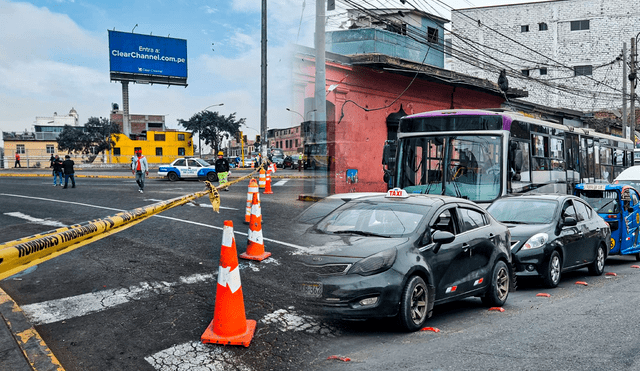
(384, 109), (634, 203)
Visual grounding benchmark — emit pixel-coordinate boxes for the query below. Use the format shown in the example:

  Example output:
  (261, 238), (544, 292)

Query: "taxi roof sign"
(386, 188), (409, 198)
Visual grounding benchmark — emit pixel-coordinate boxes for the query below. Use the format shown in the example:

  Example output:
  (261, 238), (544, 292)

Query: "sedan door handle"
(462, 243), (470, 252)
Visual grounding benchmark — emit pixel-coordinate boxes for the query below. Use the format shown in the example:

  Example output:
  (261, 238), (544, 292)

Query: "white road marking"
(145, 198), (238, 210)
(273, 179), (289, 186)
(20, 273), (215, 325)
(145, 341), (252, 371)
(3, 212), (67, 227)
(0, 193), (307, 251)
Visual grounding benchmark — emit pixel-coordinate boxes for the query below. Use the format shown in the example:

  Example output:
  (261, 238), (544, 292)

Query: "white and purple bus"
(385, 109), (633, 203)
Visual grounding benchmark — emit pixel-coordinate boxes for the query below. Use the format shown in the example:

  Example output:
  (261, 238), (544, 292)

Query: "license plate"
(300, 282), (322, 297)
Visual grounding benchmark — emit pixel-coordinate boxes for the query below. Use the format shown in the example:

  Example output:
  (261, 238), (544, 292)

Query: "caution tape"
(0, 168), (261, 281)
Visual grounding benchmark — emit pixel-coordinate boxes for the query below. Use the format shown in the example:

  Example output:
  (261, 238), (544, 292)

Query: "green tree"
(56, 117), (120, 161)
(178, 111), (245, 155)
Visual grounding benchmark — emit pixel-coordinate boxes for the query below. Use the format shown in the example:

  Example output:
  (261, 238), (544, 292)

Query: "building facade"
(449, 0), (638, 112)
(267, 125), (303, 156)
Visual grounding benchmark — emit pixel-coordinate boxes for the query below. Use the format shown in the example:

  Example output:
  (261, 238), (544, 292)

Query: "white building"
(449, 0), (640, 112)
(33, 108), (80, 140)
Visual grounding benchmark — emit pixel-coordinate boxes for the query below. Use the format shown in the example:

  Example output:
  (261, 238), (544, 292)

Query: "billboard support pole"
(122, 81), (130, 137)
(260, 0), (267, 160)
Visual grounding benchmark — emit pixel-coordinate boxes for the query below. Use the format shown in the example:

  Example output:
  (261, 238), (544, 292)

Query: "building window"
(521, 25), (529, 32)
(427, 27), (439, 43)
(156, 147), (163, 156)
(521, 69), (530, 77)
(178, 134), (185, 141)
(295, 139), (299, 147)
(539, 22), (548, 31)
(148, 123), (163, 130)
(113, 147), (121, 155)
(570, 20), (589, 31)
(574, 65), (592, 76)
(16, 145), (25, 154)
(154, 133), (166, 141)
(540, 67), (548, 75)
(46, 145), (55, 154)
(178, 147), (185, 156)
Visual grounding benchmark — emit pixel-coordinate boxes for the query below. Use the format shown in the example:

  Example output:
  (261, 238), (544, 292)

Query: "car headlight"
(522, 233), (548, 250)
(348, 248), (397, 276)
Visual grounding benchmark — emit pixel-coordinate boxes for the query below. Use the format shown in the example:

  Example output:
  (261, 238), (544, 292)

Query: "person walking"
(214, 151), (230, 191)
(52, 155), (64, 186)
(131, 150), (149, 193)
(14, 152), (21, 168)
(62, 155), (75, 188)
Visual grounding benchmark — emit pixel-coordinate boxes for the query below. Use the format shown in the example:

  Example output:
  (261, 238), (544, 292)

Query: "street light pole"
(200, 103), (224, 158)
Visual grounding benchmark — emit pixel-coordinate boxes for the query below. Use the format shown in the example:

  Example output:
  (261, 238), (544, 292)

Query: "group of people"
(49, 154), (75, 188)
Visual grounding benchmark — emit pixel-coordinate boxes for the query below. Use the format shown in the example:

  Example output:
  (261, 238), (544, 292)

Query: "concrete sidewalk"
(0, 288), (64, 371)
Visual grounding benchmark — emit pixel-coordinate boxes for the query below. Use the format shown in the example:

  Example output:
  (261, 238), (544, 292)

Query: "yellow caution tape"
(0, 169), (263, 280)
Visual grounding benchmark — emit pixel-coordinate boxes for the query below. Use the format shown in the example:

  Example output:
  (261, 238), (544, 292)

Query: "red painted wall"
(296, 60), (506, 194)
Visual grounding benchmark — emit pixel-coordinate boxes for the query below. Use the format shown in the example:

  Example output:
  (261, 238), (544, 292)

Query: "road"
(2, 173), (640, 370)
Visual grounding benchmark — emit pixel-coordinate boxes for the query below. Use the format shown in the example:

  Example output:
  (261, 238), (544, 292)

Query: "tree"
(56, 117), (121, 161)
(178, 111), (245, 155)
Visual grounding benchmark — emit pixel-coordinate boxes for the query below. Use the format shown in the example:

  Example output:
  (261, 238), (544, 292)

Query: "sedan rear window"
(488, 199), (557, 224)
(316, 201), (430, 237)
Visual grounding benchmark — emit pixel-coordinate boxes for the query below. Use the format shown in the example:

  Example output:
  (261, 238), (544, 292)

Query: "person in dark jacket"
(214, 151), (230, 191)
(52, 155), (64, 186)
(62, 155), (75, 188)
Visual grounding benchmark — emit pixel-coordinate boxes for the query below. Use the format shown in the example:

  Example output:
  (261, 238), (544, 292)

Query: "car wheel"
(588, 244), (606, 276)
(206, 172), (218, 182)
(481, 260), (510, 307)
(542, 250), (562, 288)
(398, 276), (429, 332)
(168, 172), (179, 182)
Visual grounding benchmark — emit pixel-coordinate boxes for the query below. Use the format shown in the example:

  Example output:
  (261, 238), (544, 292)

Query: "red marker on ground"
(536, 293), (551, 297)
(488, 307), (505, 312)
(421, 327), (440, 333)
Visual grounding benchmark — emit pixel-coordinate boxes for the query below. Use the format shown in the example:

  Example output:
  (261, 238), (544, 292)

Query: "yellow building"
(2, 134), (85, 168)
(109, 130), (194, 164)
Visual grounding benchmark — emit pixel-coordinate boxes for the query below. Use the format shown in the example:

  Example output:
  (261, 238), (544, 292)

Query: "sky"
(0, 0), (550, 148)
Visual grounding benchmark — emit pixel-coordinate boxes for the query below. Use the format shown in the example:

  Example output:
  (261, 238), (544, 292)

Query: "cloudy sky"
(0, 0), (549, 147)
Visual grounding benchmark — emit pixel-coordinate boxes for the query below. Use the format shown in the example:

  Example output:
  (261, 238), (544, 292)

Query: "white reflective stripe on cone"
(247, 229), (263, 244)
(217, 265), (242, 293)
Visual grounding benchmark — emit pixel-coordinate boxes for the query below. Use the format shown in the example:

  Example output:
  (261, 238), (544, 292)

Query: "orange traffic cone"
(258, 168), (266, 189)
(244, 179), (259, 224)
(264, 169), (273, 194)
(201, 220), (256, 347)
(240, 193), (271, 261)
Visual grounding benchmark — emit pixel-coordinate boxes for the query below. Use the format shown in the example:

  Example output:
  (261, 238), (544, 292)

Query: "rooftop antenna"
(132, 24), (138, 33)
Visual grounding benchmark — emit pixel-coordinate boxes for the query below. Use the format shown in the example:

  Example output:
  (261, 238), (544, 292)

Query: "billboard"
(108, 30), (187, 86)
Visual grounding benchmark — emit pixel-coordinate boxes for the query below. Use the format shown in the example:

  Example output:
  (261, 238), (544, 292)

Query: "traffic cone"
(258, 168), (266, 189)
(240, 192), (271, 261)
(244, 179), (259, 224)
(270, 162), (276, 173)
(264, 169), (273, 194)
(201, 220), (256, 347)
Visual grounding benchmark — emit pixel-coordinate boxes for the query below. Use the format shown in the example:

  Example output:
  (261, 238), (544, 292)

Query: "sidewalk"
(0, 288), (64, 371)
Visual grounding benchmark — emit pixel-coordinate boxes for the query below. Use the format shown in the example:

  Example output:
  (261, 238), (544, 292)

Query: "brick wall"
(450, 0), (638, 111)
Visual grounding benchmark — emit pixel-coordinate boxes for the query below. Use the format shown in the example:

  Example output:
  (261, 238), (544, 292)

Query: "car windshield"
(488, 198), (558, 224)
(297, 198), (348, 225)
(315, 200), (429, 237)
(196, 158), (211, 166)
(576, 190), (620, 214)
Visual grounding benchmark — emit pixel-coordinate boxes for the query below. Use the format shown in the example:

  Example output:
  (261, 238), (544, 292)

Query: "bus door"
(565, 132), (580, 184)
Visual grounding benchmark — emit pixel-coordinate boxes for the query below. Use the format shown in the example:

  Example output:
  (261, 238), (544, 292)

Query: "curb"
(0, 288), (65, 371)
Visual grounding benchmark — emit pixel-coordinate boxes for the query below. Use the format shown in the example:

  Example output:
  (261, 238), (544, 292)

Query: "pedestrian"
(14, 152), (21, 168)
(49, 154), (55, 167)
(131, 149), (149, 193)
(52, 155), (64, 186)
(62, 155), (75, 188)
(215, 151), (230, 191)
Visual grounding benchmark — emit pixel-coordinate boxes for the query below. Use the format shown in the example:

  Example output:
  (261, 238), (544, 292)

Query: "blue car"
(158, 157), (218, 182)
(575, 183), (640, 260)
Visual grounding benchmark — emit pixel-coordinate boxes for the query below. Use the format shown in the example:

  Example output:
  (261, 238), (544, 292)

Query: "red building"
(292, 47), (526, 194)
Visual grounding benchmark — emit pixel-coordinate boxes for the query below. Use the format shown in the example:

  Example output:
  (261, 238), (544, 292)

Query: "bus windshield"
(397, 134), (503, 202)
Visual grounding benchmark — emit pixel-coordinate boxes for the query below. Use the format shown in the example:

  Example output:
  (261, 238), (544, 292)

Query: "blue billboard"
(108, 30), (187, 84)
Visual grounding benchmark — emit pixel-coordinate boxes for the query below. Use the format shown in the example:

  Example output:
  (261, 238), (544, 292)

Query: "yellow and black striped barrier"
(0, 169), (260, 281)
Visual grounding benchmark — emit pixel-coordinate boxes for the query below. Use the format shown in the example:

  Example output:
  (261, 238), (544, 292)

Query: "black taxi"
(299, 188), (513, 331)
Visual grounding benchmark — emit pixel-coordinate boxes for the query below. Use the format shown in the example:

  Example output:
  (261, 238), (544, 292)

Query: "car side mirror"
(431, 230), (455, 254)
(563, 216), (577, 227)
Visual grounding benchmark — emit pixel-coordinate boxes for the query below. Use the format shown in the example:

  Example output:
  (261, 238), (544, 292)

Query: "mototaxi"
(574, 183), (640, 260)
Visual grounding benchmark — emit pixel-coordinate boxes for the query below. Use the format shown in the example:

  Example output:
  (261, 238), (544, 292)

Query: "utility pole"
(314, 0), (328, 196)
(631, 37), (637, 150)
(623, 42), (628, 139)
(261, 0), (268, 161)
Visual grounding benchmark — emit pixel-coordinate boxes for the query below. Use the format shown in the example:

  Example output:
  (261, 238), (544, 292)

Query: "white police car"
(158, 157), (218, 182)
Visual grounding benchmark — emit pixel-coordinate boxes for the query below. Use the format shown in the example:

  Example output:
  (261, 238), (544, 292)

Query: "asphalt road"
(3, 174), (640, 371)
